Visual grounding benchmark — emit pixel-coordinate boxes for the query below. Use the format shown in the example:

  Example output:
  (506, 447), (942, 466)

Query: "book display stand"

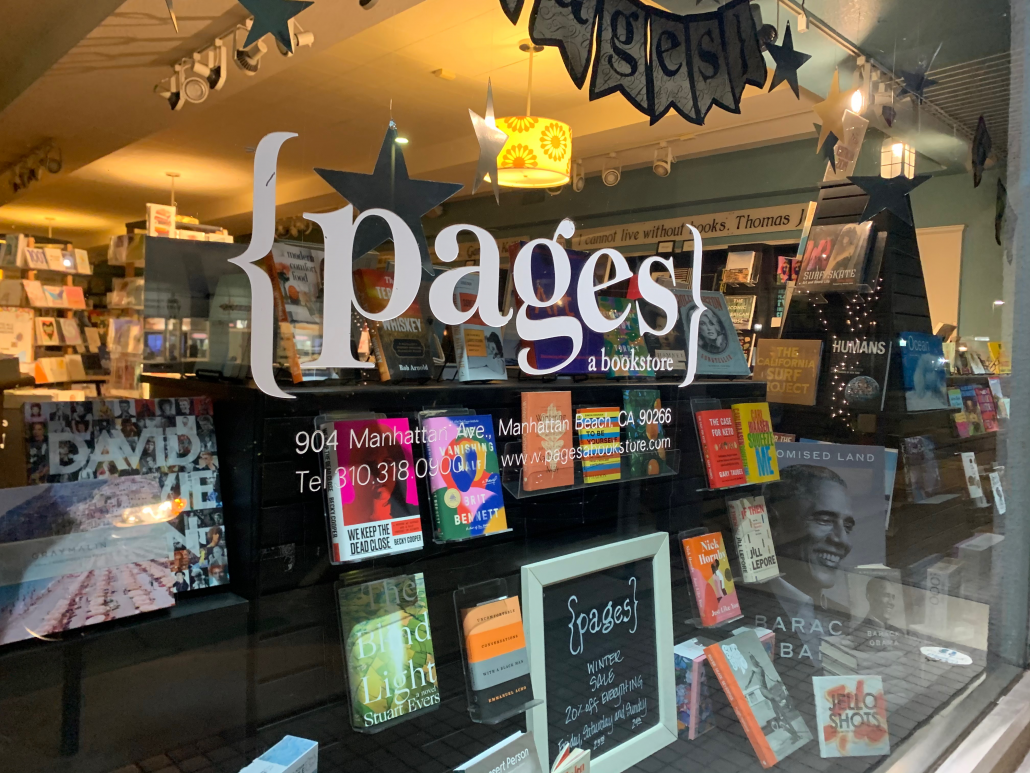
(453, 578), (541, 724)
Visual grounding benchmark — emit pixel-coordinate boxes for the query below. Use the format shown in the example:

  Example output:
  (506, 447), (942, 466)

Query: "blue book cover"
(677, 291), (752, 376)
(900, 332), (949, 411)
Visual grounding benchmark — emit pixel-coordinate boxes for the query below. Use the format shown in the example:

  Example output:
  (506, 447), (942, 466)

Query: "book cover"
(452, 273), (507, 381)
(695, 408), (747, 488)
(24, 248), (50, 271)
(146, 203), (176, 238)
(752, 340), (823, 406)
(678, 291), (752, 376)
(974, 386), (999, 431)
(21, 397), (228, 591)
(796, 223), (874, 290)
(623, 389), (669, 477)
(727, 496), (780, 583)
(738, 331), (755, 365)
(461, 595), (533, 720)
(947, 387), (963, 409)
(337, 574), (440, 730)
(456, 732), (543, 773)
(21, 280), (46, 308)
(731, 403), (779, 483)
(901, 435), (943, 503)
(521, 391), (574, 491)
(0, 478), (177, 645)
(423, 415), (507, 541)
(323, 417), (423, 563)
(828, 337), (892, 411)
(952, 412), (971, 438)
(726, 295), (757, 330)
(704, 630), (813, 767)
(0, 307), (34, 365)
(725, 250), (756, 281)
(553, 748), (590, 773)
(34, 317), (60, 346)
(900, 332), (950, 411)
(270, 243), (323, 325)
(776, 255), (799, 283)
(846, 569), (907, 650)
(34, 356), (69, 384)
(683, 532), (740, 625)
(599, 296), (654, 377)
(1, 234), (28, 267)
(58, 318), (83, 346)
(958, 385), (985, 434)
(353, 269), (433, 382)
(812, 676), (889, 758)
(674, 638), (716, 740)
(576, 407), (621, 484)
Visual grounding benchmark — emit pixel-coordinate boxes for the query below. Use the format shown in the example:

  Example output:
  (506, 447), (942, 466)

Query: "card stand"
(677, 528), (744, 629)
(499, 442), (681, 499)
(453, 579), (542, 724)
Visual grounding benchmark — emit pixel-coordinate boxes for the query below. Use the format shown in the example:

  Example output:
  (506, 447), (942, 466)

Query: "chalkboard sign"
(522, 533), (676, 773)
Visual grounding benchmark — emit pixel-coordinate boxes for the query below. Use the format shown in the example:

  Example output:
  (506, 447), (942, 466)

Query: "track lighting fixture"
(4, 142), (63, 194)
(275, 19), (315, 56)
(653, 143), (673, 177)
(234, 39), (268, 75)
(572, 160), (585, 192)
(601, 153), (621, 187)
(181, 63), (211, 104)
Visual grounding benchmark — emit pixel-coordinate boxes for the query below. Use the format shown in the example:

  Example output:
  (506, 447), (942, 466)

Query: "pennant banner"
(517, 0), (766, 125)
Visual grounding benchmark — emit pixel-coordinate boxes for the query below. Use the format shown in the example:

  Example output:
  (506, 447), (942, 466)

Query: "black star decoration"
(819, 130), (839, 172)
(766, 22), (811, 99)
(898, 43), (941, 102)
(238, 0), (313, 53)
(849, 174), (931, 227)
(315, 122), (462, 274)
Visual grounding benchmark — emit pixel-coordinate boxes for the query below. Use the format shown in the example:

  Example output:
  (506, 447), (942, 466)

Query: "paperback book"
(674, 638), (716, 740)
(958, 385), (985, 434)
(901, 435), (943, 503)
(681, 532), (741, 625)
(727, 496), (779, 583)
(812, 675), (889, 758)
(337, 574), (440, 731)
(423, 414), (508, 542)
(452, 273), (507, 381)
(731, 402), (779, 483)
(460, 595), (533, 720)
(828, 337), (892, 411)
(576, 407), (621, 484)
(322, 417), (424, 562)
(725, 295), (757, 330)
(623, 389), (669, 477)
(455, 732), (543, 773)
(353, 268), (433, 381)
(900, 332), (950, 411)
(599, 297), (654, 377)
(974, 386), (999, 431)
(521, 391), (574, 491)
(704, 630), (813, 767)
(695, 408), (747, 488)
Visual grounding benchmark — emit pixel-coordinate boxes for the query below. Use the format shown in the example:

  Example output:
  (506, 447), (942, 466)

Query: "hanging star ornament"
(315, 122), (462, 275)
(882, 104), (897, 127)
(766, 21), (811, 99)
(238, 0), (313, 53)
(469, 79), (509, 205)
(898, 44), (941, 102)
(818, 129), (839, 172)
(972, 115), (992, 188)
(813, 70), (856, 154)
(849, 174), (931, 227)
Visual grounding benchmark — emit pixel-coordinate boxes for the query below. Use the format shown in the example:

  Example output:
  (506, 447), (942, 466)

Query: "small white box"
(239, 736), (317, 773)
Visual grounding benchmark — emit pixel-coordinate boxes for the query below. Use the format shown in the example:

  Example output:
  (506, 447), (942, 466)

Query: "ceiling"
(0, 0), (1010, 246)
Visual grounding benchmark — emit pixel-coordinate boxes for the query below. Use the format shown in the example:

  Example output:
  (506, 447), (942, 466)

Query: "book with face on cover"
(796, 223), (874, 291)
(460, 595), (533, 720)
(704, 630), (812, 766)
(813, 675), (889, 758)
(900, 332), (950, 411)
(521, 391), (574, 491)
(958, 385), (985, 434)
(681, 532), (741, 626)
(423, 414), (507, 541)
(727, 496), (779, 583)
(337, 573), (440, 732)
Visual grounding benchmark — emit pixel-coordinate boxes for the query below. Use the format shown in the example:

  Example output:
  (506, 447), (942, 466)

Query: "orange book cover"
(461, 597), (527, 664)
(704, 641), (778, 768)
(681, 533), (741, 625)
(521, 391), (574, 491)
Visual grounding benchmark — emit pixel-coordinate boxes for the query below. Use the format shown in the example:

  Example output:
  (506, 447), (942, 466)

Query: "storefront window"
(0, 1), (1026, 772)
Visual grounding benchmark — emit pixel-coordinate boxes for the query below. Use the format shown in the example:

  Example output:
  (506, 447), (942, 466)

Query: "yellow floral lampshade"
(492, 116), (572, 188)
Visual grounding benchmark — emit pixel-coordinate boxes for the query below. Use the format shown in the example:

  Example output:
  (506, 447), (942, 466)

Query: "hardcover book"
(452, 273), (507, 381)
(460, 595), (533, 720)
(704, 630), (813, 767)
(576, 407), (621, 484)
(796, 223), (874, 290)
(901, 435), (943, 503)
(337, 574), (440, 731)
(0, 307), (33, 365)
(353, 268), (433, 382)
(725, 295), (757, 330)
(958, 385), (986, 434)
(731, 403), (779, 483)
(521, 391), (574, 491)
(752, 340), (823, 406)
(423, 414), (508, 541)
(674, 638), (716, 740)
(900, 332), (950, 411)
(828, 337), (892, 411)
(456, 732), (543, 773)
(322, 417), (424, 563)
(812, 675), (889, 758)
(21, 397), (227, 591)
(776, 255), (800, 283)
(641, 290), (750, 377)
(599, 296), (654, 377)
(696, 408), (747, 488)
(974, 386), (999, 431)
(623, 389), (669, 477)
(682, 532), (741, 625)
(727, 496), (779, 583)
(270, 243), (323, 325)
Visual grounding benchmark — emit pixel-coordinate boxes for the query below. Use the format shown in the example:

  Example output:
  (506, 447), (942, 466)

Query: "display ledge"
(500, 449), (681, 499)
(33, 374), (108, 384)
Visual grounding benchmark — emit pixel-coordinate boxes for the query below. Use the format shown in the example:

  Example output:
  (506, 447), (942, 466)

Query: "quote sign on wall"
(521, 533), (676, 773)
(229, 133), (708, 400)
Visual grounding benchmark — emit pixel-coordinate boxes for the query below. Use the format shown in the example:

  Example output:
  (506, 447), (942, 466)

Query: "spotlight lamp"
(208, 41), (228, 90)
(601, 153), (621, 187)
(181, 62), (211, 104)
(653, 143), (673, 177)
(572, 159), (585, 192)
(275, 20), (315, 56)
(235, 39), (268, 75)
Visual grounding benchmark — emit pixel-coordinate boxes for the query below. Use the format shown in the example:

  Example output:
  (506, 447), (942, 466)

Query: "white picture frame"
(521, 532), (677, 773)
